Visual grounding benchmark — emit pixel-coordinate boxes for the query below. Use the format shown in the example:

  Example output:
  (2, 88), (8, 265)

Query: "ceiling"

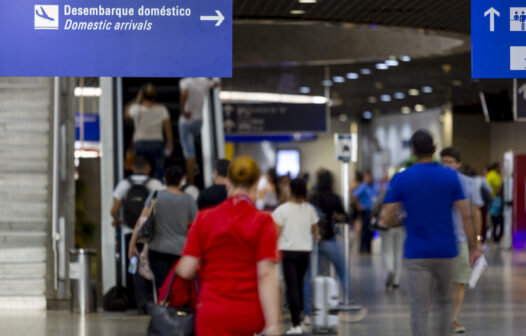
(233, 0), (471, 33)
(223, 0), (510, 119)
(223, 53), (511, 119)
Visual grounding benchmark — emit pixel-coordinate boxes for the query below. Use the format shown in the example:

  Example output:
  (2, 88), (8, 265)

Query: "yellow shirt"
(486, 170), (502, 197)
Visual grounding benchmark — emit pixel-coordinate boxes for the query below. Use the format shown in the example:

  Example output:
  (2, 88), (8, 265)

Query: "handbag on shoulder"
(139, 191), (158, 243)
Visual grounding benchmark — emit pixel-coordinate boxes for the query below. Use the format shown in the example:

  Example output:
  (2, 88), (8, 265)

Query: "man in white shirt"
(179, 77), (220, 185)
(110, 157), (164, 313)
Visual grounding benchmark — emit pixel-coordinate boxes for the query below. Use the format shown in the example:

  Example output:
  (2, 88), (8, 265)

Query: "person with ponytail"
(176, 156), (282, 336)
(125, 83), (174, 180)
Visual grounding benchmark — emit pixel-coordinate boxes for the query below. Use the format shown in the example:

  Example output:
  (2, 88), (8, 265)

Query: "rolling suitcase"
(311, 243), (339, 334)
(103, 225), (128, 311)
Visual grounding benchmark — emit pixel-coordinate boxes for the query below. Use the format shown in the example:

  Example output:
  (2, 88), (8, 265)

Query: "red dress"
(182, 196), (278, 336)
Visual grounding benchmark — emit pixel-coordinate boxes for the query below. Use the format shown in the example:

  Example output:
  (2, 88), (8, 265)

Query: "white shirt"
(129, 103), (170, 142)
(113, 175), (165, 233)
(272, 202), (319, 251)
(179, 78), (217, 122)
(256, 176), (278, 210)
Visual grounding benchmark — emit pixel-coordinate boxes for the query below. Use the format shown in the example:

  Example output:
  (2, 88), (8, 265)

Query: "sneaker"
(452, 320), (466, 334)
(285, 325), (303, 334)
(301, 316), (312, 333)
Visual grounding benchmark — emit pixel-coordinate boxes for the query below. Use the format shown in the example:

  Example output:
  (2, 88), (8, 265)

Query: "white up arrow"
(484, 7), (500, 32)
(200, 10), (225, 27)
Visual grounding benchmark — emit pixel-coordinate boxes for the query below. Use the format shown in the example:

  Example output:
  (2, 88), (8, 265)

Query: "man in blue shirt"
(379, 130), (480, 336)
(352, 171), (378, 253)
(440, 147), (483, 334)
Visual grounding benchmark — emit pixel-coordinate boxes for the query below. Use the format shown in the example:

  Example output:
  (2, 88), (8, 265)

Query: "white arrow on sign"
(200, 10), (225, 27)
(484, 7), (500, 32)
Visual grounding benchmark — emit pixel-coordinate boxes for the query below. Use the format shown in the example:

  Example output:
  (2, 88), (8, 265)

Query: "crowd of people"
(112, 155), (360, 335)
(111, 120), (504, 336)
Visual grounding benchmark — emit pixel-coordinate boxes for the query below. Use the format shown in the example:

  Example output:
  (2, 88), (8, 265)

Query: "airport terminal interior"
(1, 1), (526, 336)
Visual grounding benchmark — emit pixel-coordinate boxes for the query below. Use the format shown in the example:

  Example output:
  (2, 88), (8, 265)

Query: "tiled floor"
(1, 245), (525, 336)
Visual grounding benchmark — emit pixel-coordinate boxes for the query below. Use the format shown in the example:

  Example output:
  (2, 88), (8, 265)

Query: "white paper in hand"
(469, 255), (488, 289)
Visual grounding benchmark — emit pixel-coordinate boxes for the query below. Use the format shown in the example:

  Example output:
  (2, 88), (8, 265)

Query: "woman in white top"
(125, 83), (173, 180)
(256, 168), (280, 211)
(272, 178), (319, 335)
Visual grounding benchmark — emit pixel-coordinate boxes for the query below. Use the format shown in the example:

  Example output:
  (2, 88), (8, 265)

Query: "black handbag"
(146, 268), (196, 336)
(139, 191), (158, 243)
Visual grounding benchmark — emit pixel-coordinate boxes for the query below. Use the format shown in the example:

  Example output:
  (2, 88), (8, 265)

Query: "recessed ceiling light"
(339, 114), (348, 122)
(394, 92), (405, 99)
(408, 89), (420, 96)
(385, 59), (399, 67)
(346, 72), (359, 79)
(219, 91), (329, 104)
(363, 111), (373, 119)
(422, 86), (433, 93)
(299, 0), (317, 3)
(333, 76), (345, 83)
(290, 9), (306, 15)
(360, 68), (372, 75)
(380, 94), (392, 102)
(401, 106), (411, 114)
(400, 55), (411, 62)
(299, 86), (311, 94)
(375, 63), (388, 70)
(415, 104), (425, 112)
(321, 80), (333, 87)
(368, 96), (378, 104)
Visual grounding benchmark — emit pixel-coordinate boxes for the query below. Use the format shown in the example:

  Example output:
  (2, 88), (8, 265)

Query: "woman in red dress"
(176, 156), (282, 336)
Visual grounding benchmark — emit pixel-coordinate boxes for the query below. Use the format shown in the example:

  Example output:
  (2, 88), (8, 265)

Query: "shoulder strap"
(161, 262), (200, 305)
(162, 266), (179, 304)
(150, 190), (159, 216)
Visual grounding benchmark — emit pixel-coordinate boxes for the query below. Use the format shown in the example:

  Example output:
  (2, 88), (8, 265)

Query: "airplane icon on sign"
(34, 5), (59, 30)
(35, 6), (55, 21)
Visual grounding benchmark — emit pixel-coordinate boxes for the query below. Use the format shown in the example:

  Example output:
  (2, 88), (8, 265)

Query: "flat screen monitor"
(276, 149), (301, 178)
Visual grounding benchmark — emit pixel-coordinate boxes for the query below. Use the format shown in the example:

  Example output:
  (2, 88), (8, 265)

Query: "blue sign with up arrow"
(472, 0), (526, 78)
(0, 0), (232, 77)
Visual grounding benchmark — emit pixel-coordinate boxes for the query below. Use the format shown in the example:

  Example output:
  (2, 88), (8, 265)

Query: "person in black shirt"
(197, 159), (230, 210)
(303, 169), (366, 324)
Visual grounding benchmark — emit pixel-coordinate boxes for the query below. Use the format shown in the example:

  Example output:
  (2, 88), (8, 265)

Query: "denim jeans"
(135, 140), (165, 180)
(178, 120), (202, 158)
(303, 238), (348, 316)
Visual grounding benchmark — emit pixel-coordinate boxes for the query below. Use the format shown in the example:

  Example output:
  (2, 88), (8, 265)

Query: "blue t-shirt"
(383, 162), (465, 259)
(353, 182), (379, 211)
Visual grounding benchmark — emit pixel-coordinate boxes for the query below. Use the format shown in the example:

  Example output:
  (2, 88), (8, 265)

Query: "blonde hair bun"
(228, 156), (260, 188)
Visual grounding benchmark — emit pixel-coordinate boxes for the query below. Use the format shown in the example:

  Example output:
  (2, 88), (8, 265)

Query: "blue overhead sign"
(0, 0), (232, 77)
(472, 1), (526, 78)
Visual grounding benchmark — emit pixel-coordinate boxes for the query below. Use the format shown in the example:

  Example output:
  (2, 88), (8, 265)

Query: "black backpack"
(123, 177), (150, 229)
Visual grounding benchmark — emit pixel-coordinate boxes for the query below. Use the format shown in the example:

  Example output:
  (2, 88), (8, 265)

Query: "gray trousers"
(405, 258), (455, 336)
(381, 227), (405, 284)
